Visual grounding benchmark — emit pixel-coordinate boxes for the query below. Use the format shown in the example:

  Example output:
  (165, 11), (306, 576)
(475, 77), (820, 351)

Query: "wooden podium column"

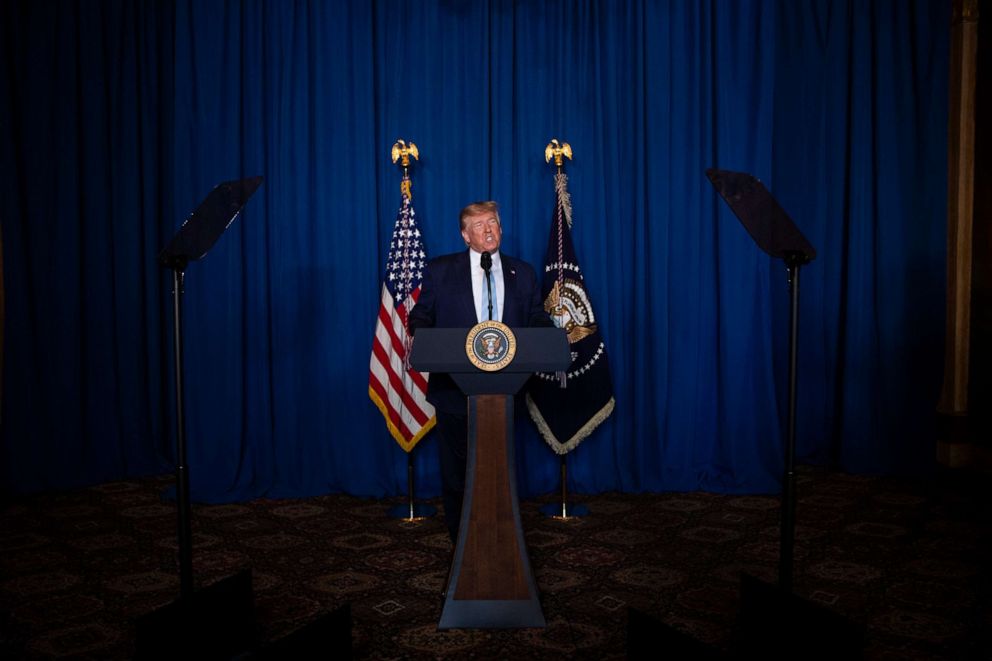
(407, 326), (568, 629)
(438, 395), (545, 629)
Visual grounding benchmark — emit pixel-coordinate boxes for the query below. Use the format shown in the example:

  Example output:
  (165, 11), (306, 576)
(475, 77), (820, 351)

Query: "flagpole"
(539, 139), (588, 520)
(383, 138), (436, 522)
(387, 450), (436, 521)
(540, 451), (590, 519)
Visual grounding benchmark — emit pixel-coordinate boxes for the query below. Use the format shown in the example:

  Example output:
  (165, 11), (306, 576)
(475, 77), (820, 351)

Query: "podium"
(410, 327), (569, 629)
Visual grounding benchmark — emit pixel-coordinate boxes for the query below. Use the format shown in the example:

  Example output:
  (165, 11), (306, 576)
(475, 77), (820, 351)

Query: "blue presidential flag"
(526, 173), (615, 454)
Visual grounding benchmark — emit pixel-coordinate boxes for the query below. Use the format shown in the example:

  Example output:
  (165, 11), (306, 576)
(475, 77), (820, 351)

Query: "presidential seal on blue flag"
(526, 173), (615, 454)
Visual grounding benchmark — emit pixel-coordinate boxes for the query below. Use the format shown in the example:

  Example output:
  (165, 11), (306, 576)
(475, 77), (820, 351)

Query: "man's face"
(461, 211), (502, 253)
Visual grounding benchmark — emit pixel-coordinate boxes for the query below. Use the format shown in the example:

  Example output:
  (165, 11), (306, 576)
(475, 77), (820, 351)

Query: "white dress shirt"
(469, 249), (504, 323)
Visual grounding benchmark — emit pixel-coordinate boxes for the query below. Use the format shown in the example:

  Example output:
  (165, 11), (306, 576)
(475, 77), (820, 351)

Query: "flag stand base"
(387, 503), (437, 520)
(539, 502), (589, 518)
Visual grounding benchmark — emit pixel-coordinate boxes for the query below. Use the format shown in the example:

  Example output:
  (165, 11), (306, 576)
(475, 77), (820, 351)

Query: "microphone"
(480, 251), (494, 320)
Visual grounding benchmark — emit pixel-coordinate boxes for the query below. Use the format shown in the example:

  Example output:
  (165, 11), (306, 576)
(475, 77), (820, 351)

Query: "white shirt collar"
(469, 248), (501, 270)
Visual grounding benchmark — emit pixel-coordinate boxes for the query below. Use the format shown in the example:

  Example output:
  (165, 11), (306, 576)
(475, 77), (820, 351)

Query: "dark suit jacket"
(408, 250), (552, 413)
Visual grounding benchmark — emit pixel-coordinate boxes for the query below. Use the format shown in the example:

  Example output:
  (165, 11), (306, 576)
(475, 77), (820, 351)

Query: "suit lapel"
(456, 250), (477, 324)
(500, 255), (517, 326)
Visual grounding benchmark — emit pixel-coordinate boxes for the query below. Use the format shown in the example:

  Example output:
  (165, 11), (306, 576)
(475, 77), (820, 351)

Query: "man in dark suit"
(409, 201), (551, 543)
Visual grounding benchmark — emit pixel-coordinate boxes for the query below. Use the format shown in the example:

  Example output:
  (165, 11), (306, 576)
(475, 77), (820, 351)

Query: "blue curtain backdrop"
(1, 0), (947, 501)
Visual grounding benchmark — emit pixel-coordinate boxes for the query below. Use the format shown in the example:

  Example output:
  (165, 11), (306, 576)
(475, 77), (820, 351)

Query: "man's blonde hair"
(459, 201), (501, 230)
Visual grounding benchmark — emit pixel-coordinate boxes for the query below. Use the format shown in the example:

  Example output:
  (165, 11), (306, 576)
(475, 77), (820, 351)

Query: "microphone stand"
(481, 251), (494, 321)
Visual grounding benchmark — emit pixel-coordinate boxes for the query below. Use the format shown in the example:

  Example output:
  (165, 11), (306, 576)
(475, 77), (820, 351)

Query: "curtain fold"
(1, 0), (174, 491)
(1, 0), (947, 502)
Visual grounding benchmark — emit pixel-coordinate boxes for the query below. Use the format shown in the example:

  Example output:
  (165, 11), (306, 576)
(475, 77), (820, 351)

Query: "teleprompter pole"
(780, 255), (802, 593)
(171, 267), (194, 600)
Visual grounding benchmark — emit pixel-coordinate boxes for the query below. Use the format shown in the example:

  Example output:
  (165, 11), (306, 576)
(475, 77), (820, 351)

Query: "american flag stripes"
(368, 184), (435, 451)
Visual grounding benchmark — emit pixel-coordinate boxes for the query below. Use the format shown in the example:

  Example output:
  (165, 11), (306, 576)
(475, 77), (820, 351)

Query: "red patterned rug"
(1, 466), (989, 658)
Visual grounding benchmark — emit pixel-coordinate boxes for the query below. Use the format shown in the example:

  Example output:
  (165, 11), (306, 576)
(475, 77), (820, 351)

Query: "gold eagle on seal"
(545, 280), (596, 343)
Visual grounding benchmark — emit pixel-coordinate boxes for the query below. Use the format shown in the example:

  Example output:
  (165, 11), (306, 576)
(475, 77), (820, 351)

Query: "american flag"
(368, 183), (436, 451)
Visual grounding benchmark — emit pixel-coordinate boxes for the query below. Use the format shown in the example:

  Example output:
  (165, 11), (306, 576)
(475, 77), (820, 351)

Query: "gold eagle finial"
(544, 139), (573, 172)
(391, 139), (419, 168)
(392, 139), (420, 198)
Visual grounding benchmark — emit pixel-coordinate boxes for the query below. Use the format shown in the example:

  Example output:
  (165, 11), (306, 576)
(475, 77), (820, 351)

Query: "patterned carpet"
(1, 466), (989, 659)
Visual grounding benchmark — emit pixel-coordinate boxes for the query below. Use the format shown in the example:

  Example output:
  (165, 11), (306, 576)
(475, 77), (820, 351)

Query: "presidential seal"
(545, 279), (597, 344)
(465, 321), (517, 372)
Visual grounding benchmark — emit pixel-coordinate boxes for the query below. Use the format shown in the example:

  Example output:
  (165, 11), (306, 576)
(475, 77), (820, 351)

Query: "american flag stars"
(385, 201), (427, 301)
